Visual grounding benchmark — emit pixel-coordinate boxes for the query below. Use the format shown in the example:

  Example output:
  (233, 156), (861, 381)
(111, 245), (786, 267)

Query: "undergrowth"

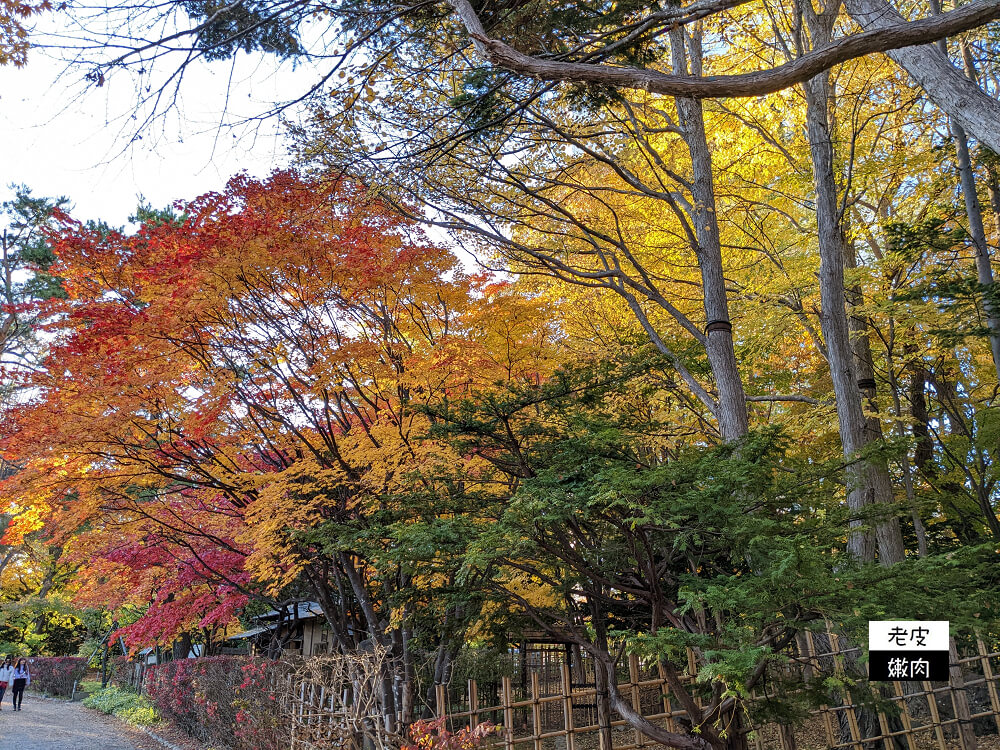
(82, 684), (160, 726)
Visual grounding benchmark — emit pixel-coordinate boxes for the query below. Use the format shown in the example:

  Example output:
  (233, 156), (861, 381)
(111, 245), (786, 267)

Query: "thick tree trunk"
(802, 18), (905, 563)
(844, 0), (1000, 154)
(842, 232), (907, 564)
(173, 631), (193, 660)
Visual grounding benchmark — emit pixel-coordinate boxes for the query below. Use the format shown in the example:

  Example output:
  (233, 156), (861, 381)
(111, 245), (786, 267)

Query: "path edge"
(140, 726), (184, 750)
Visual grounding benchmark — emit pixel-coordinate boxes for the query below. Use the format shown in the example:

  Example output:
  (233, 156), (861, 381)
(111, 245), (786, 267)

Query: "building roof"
(256, 601), (324, 622)
(228, 625), (272, 640)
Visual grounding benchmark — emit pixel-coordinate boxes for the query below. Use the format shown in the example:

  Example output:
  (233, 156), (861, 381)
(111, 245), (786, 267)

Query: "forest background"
(2, 0), (1000, 748)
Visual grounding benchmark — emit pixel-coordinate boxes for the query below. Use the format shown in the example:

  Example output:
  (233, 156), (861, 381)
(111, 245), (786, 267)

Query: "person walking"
(0, 656), (12, 710)
(10, 657), (29, 711)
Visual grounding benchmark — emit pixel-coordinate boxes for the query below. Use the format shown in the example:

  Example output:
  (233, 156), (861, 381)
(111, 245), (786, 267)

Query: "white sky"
(0, 30), (306, 226)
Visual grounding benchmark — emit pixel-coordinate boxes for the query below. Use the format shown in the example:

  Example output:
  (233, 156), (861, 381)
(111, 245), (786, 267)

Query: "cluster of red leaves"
(144, 657), (290, 749)
(403, 718), (499, 750)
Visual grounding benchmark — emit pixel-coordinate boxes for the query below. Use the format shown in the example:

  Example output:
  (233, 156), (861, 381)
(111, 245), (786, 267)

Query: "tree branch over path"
(446, 0), (1000, 100)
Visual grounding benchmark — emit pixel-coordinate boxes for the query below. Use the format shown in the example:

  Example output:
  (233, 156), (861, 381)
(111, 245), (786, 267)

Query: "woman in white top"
(0, 655), (13, 710)
(10, 658), (29, 711)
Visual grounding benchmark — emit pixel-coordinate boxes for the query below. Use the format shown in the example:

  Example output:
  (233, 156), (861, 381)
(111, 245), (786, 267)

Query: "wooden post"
(777, 723), (798, 750)
(529, 671), (543, 750)
(469, 678), (479, 728)
(561, 664), (576, 750)
(436, 683), (447, 722)
(628, 654), (643, 748)
(976, 633), (1000, 735)
(656, 659), (677, 734)
(948, 637), (977, 750)
(502, 676), (514, 750)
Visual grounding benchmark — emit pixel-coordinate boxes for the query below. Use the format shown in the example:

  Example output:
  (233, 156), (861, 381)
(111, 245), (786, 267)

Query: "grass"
(82, 684), (160, 726)
(76, 678), (103, 699)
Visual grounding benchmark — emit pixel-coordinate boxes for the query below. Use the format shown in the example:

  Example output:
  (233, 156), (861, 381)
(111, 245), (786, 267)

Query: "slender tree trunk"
(338, 553), (399, 732)
(985, 160), (1000, 240)
(31, 546), (61, 635)
(890, 343), (929, 557)
(671, 26), (749, 443)
(927, 0), (1000, 381)
(910, 364), (934, 476)
(952, 124), (1000, 375)
(843, 233), (907, 564)
(802, 6), (904, 564)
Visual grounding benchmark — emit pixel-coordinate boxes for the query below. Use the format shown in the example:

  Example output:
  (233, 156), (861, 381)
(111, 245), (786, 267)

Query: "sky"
(0, 24), (307, 226)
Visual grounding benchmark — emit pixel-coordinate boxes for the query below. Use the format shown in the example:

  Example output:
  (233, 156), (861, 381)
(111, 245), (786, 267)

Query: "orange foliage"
(0, 171), (558, 646)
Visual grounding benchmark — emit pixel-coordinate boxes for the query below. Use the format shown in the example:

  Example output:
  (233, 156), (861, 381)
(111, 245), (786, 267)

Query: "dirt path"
(0, 694), (164, 749)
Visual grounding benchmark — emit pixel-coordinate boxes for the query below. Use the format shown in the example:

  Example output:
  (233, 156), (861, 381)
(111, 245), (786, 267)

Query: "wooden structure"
(230, 602), (336, 658)
(280, 628), (1000, 750)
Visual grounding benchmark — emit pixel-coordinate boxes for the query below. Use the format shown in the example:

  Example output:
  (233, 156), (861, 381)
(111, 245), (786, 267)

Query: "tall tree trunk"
(985, 159), (1000, 240)
(928, 0), (1000, 381)
(671, 26), (749, 443)
(802, 4), (905, 565)
(910, 364), (934, 476)
(173, 631), (193, 661)
(890, 344), (929, 557)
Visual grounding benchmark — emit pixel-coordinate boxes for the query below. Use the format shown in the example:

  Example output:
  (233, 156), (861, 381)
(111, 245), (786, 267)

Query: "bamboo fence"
(282, 630), (1000, 750)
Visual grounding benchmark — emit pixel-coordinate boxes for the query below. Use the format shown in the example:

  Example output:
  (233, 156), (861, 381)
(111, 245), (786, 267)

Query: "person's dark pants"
(11, 678), (25, 709)
(0, 684), (6, 705)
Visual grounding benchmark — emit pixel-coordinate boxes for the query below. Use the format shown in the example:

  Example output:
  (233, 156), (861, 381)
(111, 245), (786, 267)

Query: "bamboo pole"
(561, 664), (576, 750)
(976, 634), (1000, 735)
(920, 680), (948, 750)
(949, 637), (978, 750)
(531, 671), (543, 750)
(890, 680), (918, 750)
(502, 676), (514, 750)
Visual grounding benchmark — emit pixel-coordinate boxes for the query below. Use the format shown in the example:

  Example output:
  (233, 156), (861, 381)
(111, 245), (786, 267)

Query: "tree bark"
(842, 232), (907, 564)
(952, 121), (1000, 376)
(802, 7), (905, 564)
(844, 0), (1000, 154)
(926, 0), (1000, 382)
(671, 27), (750, 442)
(887, 344), (929, 557)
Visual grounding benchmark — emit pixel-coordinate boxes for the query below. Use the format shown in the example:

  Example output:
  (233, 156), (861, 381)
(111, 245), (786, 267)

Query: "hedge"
(143, 657), (291, 750)
(26, 656), (89, 697)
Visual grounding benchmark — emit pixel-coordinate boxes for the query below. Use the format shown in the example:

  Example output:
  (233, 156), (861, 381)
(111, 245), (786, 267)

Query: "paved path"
(0, 694), (161, 750)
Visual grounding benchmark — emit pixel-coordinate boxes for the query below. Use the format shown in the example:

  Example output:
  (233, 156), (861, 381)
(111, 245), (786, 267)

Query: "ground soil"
(0, 694), (163, 749)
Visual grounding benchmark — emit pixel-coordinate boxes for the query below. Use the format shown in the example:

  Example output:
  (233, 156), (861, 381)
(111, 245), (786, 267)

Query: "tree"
(0, 170), (562, 726)
(419, 357), (998, 750)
